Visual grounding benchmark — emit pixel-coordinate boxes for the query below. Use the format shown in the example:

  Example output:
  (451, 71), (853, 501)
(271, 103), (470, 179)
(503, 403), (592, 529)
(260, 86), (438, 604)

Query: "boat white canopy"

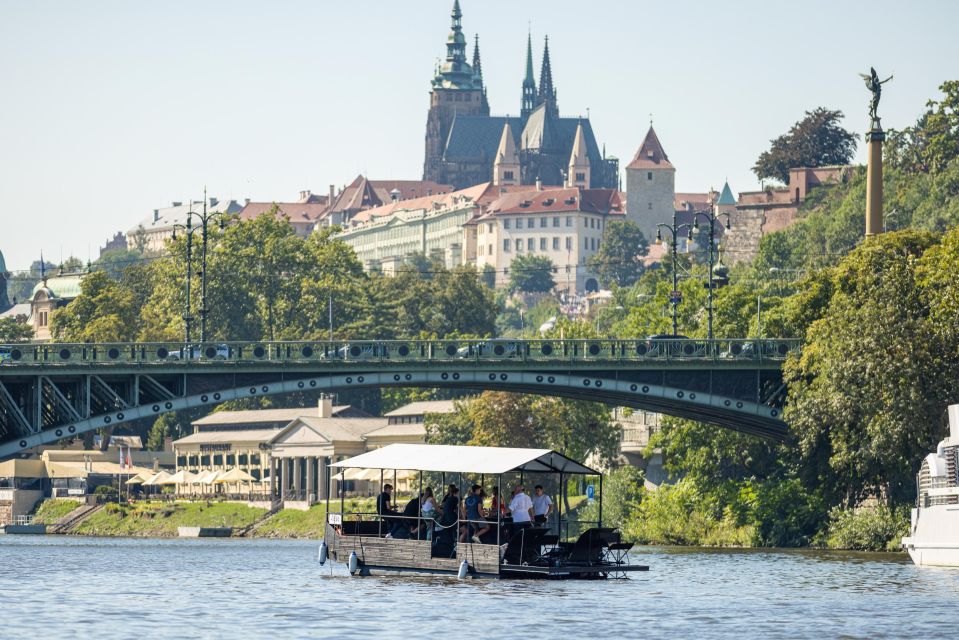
(331, 443), (597, 475)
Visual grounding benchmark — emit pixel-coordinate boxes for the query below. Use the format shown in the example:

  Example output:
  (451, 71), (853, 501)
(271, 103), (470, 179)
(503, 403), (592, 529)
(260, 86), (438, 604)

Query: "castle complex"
(422, 1), (619, 191)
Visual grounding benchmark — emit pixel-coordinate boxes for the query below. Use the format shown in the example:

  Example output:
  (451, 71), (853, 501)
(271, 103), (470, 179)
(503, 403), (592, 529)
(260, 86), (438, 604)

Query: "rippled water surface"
(1, 536), (957, 639)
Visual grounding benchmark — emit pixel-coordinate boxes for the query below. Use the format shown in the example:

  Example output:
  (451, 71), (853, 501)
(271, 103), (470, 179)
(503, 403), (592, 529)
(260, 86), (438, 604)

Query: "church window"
(565, 237), (572, 250)
(516, 219), (523, 229)
(647, 172), (653, 180)
(552, 237), (560, 250)
(504, 239), (511, 253)
(540, 238), (547, 250)
(527, 238), (535, 251)
(504, 219), (511, 229)
(515, 239), (523, 251)
(576, 172), (586, 182)
(540, 217), (547, 228)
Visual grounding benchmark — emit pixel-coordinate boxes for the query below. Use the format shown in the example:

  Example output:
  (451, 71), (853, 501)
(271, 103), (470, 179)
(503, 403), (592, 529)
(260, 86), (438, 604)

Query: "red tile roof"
(627, 126), (674, 171)
(323, 175), (454, 219)
(238, 202), (328, 223)
(346, 182), (502, 226)
(479, 186), (625, 218)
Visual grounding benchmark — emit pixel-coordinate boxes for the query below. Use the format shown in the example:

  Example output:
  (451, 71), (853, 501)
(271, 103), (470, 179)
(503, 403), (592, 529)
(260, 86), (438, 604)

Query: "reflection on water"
(0, 536), (956, 639)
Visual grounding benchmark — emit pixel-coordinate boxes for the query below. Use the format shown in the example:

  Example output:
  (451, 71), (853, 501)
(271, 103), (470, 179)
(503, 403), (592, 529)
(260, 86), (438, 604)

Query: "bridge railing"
(0, 338), (801, 367)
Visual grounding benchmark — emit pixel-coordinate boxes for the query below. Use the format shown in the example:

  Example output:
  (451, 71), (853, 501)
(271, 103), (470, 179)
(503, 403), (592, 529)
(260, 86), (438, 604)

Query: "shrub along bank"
(73, 501), (266, 537)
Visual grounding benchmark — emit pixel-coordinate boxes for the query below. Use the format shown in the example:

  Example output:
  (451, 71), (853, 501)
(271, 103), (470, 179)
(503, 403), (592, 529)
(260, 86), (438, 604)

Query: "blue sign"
(587, 485), (595, 502)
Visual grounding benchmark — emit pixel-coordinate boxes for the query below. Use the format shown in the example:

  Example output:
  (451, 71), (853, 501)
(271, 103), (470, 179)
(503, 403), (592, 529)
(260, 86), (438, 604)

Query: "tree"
(479, 264), (496, 289)
(426, 391), (622, 465)
(146, 412), (179, 451)
(0, 317), (33, 343)
(587, 219), (649, 288)
(50, 270), (143, 343)
(783, 231), (949, 506)
(507, 254), (555, 293)
(753, 108), (857, 184)
(887, 80), (959, 174)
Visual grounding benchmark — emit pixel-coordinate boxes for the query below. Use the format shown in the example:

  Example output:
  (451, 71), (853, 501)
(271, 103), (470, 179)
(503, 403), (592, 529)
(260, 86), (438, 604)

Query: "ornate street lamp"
(691, 209), (731, 341)
(171, 189), (228, 343)
(655, 211), (691, 336)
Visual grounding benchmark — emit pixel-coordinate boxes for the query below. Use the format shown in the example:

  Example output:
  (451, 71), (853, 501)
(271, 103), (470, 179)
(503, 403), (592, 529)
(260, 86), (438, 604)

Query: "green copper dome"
(31, 274), (84, 300)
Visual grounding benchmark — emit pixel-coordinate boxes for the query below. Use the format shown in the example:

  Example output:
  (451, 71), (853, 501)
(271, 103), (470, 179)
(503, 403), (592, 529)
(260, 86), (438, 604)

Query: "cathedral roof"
(626, 126), (674, 171)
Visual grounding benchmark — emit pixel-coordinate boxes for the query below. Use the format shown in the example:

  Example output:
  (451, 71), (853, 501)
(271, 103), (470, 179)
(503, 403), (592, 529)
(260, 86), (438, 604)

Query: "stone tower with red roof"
(625, 126), (676, 241)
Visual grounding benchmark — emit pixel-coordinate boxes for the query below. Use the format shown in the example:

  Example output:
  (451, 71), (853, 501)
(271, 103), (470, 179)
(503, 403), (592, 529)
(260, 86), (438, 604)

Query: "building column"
(269, 456), (276, 498)
(318, 456), (329, 502)
(293, 457), (302, 499)
(306, 457), (315, 505)
(279, 457), (288, 500)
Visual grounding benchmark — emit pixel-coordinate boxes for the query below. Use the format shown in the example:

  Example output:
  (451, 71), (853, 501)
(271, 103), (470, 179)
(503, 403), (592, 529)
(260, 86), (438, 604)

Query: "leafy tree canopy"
(587, 219), (649, 288)
(753, 107), (857, 184)
(507, 254), (555, 294)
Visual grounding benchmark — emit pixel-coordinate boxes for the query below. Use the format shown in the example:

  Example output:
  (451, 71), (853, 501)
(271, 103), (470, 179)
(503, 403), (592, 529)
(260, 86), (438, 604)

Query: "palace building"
(423, 1), (618, 191)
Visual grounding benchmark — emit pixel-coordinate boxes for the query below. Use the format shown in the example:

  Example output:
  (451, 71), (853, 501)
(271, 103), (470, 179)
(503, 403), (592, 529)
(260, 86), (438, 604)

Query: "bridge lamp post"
(172, 192), (229, 344)
(691, 210), (731, 341)
(171, 219), (199, 343)
(655, 211), (691, 337)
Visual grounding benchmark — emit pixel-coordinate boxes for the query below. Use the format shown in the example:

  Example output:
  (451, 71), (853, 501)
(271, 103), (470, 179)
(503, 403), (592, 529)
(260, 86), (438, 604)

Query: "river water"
(0, 536), (956, 639)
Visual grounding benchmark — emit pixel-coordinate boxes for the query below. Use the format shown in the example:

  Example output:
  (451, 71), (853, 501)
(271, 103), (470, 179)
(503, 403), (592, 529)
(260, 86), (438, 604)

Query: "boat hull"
(902, 505), (959, 567)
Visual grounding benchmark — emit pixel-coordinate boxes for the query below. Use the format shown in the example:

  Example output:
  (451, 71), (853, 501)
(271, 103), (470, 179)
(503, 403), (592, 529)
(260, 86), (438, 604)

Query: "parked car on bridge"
(455, 339), (522, 358)
(166, 344), (231, 360)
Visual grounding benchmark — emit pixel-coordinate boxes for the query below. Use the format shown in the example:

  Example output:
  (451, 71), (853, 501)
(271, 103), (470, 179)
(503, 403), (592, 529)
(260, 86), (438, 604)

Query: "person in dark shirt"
(377, 483), (396, 537)
(392, 493), (421, 539)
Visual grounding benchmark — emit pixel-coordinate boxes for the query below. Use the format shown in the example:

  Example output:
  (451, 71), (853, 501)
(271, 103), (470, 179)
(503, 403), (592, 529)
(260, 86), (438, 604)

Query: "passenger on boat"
(532, 485), (553, 526)
(377, 483), (395, 516)
(508, 485), (534, 532)
(489, 486), (508, 518)
(389, 492), (421, 539)
(461, 485), (490, 543)
(433, 486), (460, 554)
(421, 487), (437, 540)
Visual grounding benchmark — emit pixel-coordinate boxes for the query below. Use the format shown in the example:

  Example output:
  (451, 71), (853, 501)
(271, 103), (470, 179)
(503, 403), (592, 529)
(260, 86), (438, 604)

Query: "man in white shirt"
(508, 485), (534, 533)
(532, 485), (553, 526)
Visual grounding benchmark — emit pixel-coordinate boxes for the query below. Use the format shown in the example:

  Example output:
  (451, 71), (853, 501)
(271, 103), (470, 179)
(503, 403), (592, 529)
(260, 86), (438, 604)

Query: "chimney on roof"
(172, 201), (182, 207)
(318, 394), (333, 419)
(536, 177), (543, 191)
(329, 184), (336, 205)
(244, 198), (251, 205)
(300, 190), (311, 201)
(209, 197), (218, 207)
(153, 209), (159, 222)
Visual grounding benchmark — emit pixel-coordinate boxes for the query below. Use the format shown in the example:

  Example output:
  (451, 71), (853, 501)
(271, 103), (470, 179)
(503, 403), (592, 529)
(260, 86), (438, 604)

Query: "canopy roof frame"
(331, 443), (598, 476)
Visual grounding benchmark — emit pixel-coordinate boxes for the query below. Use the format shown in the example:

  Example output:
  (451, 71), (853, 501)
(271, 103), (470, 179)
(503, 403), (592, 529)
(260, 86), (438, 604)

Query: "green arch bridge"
(0, 338), (799, 458)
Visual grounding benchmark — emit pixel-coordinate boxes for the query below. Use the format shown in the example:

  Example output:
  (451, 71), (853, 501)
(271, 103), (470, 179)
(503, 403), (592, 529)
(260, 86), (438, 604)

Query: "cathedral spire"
(521, 31), (537, 121)
(472, 34), (483, 83)
(431, 0), (477, 89)
(537, 35), (558, 117)
(568, 120), (590, 187)
(493, 120), (521, 186)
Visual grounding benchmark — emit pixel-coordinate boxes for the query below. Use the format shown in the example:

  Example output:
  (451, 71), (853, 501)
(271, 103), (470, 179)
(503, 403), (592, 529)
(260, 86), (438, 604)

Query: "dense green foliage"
(753, 107), (858, 184)
(507, 254), (555, 293)
(815, 505), (910, 552)
(425, 391), (622, 466)
(0, 317), (33, 343)
(586, 219), (649, 288)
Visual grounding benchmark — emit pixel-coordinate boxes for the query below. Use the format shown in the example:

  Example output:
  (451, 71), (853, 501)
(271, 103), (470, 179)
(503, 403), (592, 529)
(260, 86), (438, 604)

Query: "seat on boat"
(563, 528), (619, 565)
(340, 520), (390, 536)
(503, 527), (550, 565)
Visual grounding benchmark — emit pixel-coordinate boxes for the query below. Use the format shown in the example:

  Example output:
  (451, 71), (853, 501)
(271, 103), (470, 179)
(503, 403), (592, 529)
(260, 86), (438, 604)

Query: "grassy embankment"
(73, 501), (267, 537)
(32, 498), (84, 524)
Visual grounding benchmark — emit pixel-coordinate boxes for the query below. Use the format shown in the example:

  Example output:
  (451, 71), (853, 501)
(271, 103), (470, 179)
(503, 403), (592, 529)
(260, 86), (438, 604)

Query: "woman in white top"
(420, 487), (436, 540)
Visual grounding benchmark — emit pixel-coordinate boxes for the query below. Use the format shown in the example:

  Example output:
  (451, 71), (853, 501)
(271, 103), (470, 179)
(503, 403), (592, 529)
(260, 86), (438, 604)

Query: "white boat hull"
(902, 505), (959, 567)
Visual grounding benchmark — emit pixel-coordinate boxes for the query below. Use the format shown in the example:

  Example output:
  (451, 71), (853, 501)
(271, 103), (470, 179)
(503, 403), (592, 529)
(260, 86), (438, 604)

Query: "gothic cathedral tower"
(423, 1), (490, 182)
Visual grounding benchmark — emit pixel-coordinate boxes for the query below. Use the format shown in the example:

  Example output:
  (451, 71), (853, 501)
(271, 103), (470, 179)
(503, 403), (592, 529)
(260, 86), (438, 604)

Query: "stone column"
(865, 123), (886, 236)
(318, 456), (329, 502)
(306, 457), (315, 505)
(269, 455), (276, 498)
(279, 457), (288, 500)
(293, 457), (302, 499)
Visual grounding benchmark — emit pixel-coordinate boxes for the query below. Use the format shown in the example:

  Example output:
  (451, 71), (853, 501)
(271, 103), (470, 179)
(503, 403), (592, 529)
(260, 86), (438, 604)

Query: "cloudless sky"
(1, 0), (957, 272)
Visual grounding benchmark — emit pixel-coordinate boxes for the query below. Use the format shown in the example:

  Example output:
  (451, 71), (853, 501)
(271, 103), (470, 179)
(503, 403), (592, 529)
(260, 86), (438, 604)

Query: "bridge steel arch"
(0, 338), (797, 458)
